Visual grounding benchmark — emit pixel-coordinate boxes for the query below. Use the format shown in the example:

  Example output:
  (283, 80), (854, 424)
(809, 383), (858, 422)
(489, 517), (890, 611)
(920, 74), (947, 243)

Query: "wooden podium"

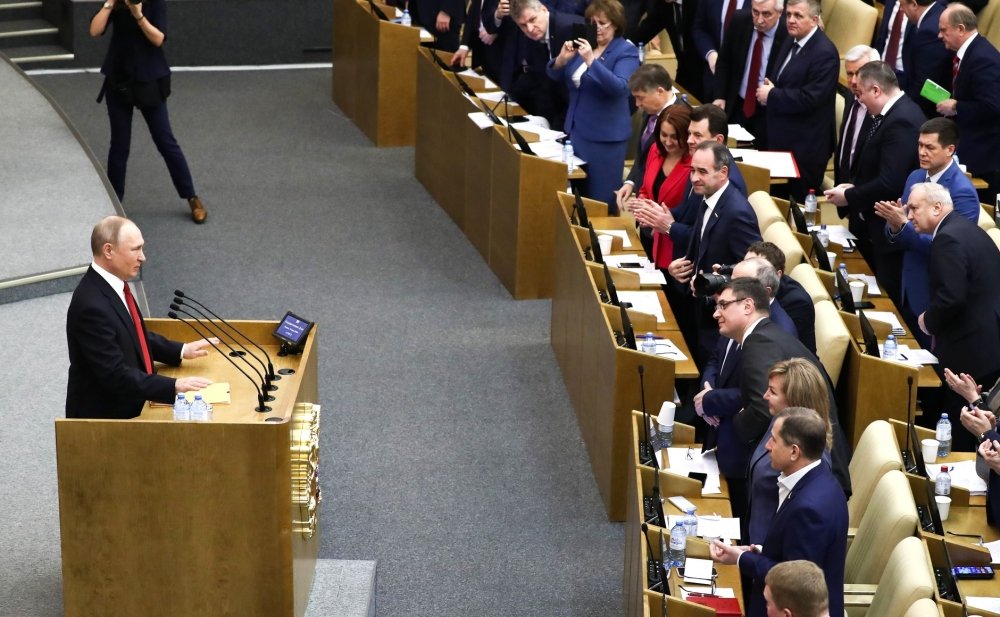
(55, 319), (320, 617)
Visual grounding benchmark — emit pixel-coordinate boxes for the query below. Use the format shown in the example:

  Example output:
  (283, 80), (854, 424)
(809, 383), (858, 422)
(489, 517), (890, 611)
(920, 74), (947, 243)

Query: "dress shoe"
(187, 196), (207, 224)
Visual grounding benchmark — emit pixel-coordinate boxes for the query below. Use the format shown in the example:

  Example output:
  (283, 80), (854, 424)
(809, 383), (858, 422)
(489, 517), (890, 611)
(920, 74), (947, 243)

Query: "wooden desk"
(332, 0), (421, 146)
(56, 320), (320, 617)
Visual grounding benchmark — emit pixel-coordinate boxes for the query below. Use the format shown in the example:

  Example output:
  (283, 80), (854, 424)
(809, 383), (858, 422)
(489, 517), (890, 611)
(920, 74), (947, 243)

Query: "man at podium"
(66, 216), (214, 419)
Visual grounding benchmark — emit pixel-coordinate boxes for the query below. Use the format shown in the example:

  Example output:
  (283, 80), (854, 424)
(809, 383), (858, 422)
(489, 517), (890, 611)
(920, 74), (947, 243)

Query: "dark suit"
(776, 274), (815, 354)
(985, 429), (1000, 528)
(887, 163), (980, 325)
(458, 0), (504, 82)
(628, 0), (705, 99)
(833, 88), (873, 186)
(712, 11), (787, 148)
(66, 266), (182, 419)
(738, 462), (849, 617)
(411, 0), (465, 51)
(925, 212), (1000, 389)
(900, 1), (950, 118)
(842, 93), (924, 302)
(763, 27), (840, 198)
(691, 0), (743, 97)
(668, 157), (749, 256)
(951, 34), (1000, 186)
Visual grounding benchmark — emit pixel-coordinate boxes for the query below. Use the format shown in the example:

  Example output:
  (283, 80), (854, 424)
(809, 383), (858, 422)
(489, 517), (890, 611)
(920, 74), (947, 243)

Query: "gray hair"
(913, 182), (954, 208)
(844, 44), (880, 64)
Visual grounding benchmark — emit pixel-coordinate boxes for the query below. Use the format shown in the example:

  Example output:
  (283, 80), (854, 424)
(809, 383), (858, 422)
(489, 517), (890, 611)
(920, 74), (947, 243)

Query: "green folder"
(921, 79), (951, 104)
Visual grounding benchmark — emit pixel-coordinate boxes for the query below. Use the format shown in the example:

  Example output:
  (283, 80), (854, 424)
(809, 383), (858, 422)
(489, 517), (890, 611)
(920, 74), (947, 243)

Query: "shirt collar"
(927, 158), (956, 183)
(741, 315), (767, 342)
(795, 24), (819, 48)
(704, 180), (730, 209)
(92, 261), (128, 305)
(957, 32), (977, 60)
(878, 89), (906, 116)
(777, 458), (822, 493)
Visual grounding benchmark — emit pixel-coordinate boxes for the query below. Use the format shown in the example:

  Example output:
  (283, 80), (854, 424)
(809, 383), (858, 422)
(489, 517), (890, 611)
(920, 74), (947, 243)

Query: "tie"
(723, 0), (737, 37)
(884, 7), (904, 69)
(742, 32), (764, 118)
(864, 113), (883, 143)
(838, 100), (861, 176)
(952, 55), (960, 90)
(641, 113), (657, 148)
(124, 282), (153, 374)
(687, 198), (711, 264)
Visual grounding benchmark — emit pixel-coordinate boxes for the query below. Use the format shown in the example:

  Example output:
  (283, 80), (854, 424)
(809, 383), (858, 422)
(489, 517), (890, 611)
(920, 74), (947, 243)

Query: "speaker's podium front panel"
(56, 320), (321, 617)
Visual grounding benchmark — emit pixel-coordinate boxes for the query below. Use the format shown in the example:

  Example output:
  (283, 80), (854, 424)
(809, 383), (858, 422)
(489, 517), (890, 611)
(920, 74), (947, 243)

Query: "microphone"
(658, 527), (669, 608)
(638, 365), (657, 468)
(641, 523), (663, 591)
(168, 310), (271, 413)
(174, 290), (279, 381)
(904, 374), (916, 473)
(173, 296), (275, 391)
(643, 465), (666, 528)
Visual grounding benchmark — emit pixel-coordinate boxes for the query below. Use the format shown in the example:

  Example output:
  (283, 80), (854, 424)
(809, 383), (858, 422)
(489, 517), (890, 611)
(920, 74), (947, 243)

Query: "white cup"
(658, 401), (677, 426)
(849, 280), (865, 304)
(921, 438), (940, 464)
(826, 252), (838, 269)
(597, 234), (613, 256)
(935, 495), (952, 521)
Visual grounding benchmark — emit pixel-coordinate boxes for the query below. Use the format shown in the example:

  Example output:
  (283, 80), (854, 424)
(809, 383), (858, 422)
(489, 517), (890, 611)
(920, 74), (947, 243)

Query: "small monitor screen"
(274, 311), (313, 346)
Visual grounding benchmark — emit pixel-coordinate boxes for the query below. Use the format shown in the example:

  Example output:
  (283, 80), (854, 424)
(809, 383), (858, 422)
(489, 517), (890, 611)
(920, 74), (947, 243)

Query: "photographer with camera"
(90, 0), (207, 224)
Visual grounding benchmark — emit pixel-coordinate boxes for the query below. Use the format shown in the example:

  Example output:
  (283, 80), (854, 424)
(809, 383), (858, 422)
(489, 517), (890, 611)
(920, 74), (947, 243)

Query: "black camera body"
(694, 265), (734, 298)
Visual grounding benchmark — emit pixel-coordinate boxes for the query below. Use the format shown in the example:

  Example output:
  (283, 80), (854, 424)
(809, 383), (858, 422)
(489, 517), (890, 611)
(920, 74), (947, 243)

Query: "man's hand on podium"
(176, 376), (213, 393)
(182, 337), (220, 360)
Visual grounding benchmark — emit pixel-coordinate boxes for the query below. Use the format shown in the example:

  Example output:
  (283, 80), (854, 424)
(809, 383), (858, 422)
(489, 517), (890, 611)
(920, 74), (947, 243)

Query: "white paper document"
(457, 69), (498, 90)
(682, 587), (736, 600)
(967, 597), (1000, 613)
(467, 111), (494, 129)
(682, 558), (715, 584)
(662, 447), (723, 495)
(730, 149), (800, 178)
(654, 337), (688, 361)
(604, 255), (668, 285)
(866, 311), (906, 336)
(521, 139), (586, 167)
(510, 122), (565, 142)
(695, 515), (741, 541)
(926, 460), (988, 494)
(476, 90), (511, 103)
(983, 539), (1000, 564)
(617, 291), (665, 323)
(808, 224), (857, 248)
(728, 124), (755, 142)
(849, 273), (882, 296)
(594, 229), (633, 248)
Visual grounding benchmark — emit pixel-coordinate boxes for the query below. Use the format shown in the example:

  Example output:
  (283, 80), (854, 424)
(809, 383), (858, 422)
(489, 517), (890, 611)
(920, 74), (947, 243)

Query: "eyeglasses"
(714, 297), (746, 312)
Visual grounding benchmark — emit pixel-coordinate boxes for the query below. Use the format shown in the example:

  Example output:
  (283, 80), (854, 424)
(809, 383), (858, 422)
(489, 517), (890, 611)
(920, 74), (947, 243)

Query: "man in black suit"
(627, 0), (705, 99)
(692, 0), (746, 100)
(936, 2), (1000, 195)
(449, 0), (504, 81)
(745, 240), (816, 354)
(66, 216), (214, 419)
(411, 0), (465, 51)
(898, 0), (951, 118)
(754, 0), (839, 199)
(710, 0), (787, 149)
(667, 141), (761, 367)
(872, 0), (909, 83)
(825, 61), (923, 304)
(979, 432), (1000, 528)
(912, 182), (1000, 429)
(833, 45), (879, 186)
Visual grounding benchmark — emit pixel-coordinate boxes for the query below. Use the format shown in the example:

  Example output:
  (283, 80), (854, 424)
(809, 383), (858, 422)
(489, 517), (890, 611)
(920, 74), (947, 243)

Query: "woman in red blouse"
(630, 104), (691, 268)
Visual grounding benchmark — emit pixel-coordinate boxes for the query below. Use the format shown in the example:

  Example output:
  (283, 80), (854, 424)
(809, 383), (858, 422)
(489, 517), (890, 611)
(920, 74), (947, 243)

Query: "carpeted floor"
(11, 66), (624, 616)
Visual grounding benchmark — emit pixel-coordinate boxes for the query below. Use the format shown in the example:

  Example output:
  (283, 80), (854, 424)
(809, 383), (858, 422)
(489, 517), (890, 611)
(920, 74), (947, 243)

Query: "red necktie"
(723, 0), (737, 37)
(743, 32), (764, 118)
(952, 55), (960, 90)
(124, 282), (153, 374)
(884, 7), (904, 70)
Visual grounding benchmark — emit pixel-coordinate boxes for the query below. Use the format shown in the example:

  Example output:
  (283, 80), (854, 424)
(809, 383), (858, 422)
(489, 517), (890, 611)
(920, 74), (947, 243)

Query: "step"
(0, 1), (43, 20)
(6, 43), (74, 67)
(0, 17), (58, 49)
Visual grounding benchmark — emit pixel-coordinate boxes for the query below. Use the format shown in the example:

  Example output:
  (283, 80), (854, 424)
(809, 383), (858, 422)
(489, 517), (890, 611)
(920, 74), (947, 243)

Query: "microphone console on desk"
(641, 523), (664, 591)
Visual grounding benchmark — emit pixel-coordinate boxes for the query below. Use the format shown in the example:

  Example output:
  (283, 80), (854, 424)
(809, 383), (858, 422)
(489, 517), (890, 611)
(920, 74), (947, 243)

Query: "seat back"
(762, 223), (806, 273)
(812, 299), (850, 385)
(847, 420), (903, 526)
(824, 0), (879, 79)
(866, 537), (936, 617)
(978, 206), (996, 231)
(902, 598), (941, 617)
(845, 470), (918, 584)
(789, 263), (831, 303)
(748, 191), (786, 233)
(988, 227), (1000, 251)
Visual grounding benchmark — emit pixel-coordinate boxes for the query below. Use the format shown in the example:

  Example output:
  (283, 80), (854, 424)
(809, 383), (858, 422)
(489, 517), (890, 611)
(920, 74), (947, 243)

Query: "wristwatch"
(103, 1), (113, 8)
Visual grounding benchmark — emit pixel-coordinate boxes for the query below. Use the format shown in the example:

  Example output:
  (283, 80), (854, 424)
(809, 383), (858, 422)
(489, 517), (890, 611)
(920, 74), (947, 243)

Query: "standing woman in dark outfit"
(90, 0), (207, 224)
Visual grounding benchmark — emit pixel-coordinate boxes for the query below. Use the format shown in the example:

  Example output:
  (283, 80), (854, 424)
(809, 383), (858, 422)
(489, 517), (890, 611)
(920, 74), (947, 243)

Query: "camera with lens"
(694, 264), (734, 298)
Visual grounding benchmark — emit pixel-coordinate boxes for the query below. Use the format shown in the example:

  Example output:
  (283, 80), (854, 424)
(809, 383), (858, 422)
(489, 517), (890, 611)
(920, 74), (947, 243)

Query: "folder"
(920, 79), (951, 104)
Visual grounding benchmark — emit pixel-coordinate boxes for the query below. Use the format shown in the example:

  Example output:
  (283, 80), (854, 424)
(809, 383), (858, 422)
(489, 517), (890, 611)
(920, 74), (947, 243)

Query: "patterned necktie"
(864, 113), (884, 143)
(742, 31), (764, 118)
(839, 100), (861, 174)
(952, 55), (960, 90)
(124, 282), (153, 374)
(641, 113), (657, 148)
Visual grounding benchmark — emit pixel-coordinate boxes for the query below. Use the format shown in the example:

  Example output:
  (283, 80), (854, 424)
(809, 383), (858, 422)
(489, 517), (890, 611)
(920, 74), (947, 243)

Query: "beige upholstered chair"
(748, 191), (786, 233)
(789, 263), (831, 303)
(844, 536), (935, 617)
(978, 206), (996, 231)
(823, 0), (879, 79)
(762, 222), (806, 273)
(988, 227), (1000, 251)
(847, 420), (903, 526)
(812, 299), (850, 384)
(844, 470), (918, 585)
(901, 598), (941, 617)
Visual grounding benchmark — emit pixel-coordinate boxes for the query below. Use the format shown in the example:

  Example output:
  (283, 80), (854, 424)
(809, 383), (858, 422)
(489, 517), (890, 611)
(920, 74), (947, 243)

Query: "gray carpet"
(16, 66), (623, 617)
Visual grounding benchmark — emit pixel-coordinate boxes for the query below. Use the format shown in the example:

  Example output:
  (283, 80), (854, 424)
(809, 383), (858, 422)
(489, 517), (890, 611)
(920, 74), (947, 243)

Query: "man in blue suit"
(898, 0), (951, 118)
(936, 3), (1000, 195)
(667, 141), (761, 367)
(711, 406), (848, 617)
(873, 118), (980, 347)
(754, 0), (839, 199)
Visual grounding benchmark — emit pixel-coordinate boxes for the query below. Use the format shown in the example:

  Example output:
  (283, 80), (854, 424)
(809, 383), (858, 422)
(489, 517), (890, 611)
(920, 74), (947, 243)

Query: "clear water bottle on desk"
(683, 507), (698, 539)
(189, 393), (209, 422)
(882, 334), (897, 361)
(804, 189), (818, 226)
(935, 465), (951, 496)
(658, 419), (673, 448)
(400, 7), (412, 25)
(936, 413), (952, 457)
(563, 139), (575, 172)
(838, 262), (849, 283)
(638, 42), (645, 63)
(172, 393), (190, 422)
(642, 332), (657, 355)
(668, 521), (687, 567)
(817, 224), (830, 248)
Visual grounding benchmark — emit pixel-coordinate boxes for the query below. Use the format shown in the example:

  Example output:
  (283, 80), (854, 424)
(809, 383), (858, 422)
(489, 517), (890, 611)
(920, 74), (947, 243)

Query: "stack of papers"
(665, 515), (741, 541)
(925, 461), (988, 494)
(983, 539), (1000, 564)
(849, 274), (882, 296)
(594, 229), (633, 248)
(728, 124), (755, 142)
(603, 255), (667, 285)
(617, 291), (666, 323)
(866, 311), (906, 336)
(682, 558), (715, 585)
(457, 69), (498, 90)
(659, 447), (722, 495)
(654, 337), (688, 361)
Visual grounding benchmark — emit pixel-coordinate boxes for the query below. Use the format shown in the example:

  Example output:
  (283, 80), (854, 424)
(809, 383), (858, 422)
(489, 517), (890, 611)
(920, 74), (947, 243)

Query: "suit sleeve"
(739, 503), (844, 581)
(844, 114), (920, 215)
(766, 46), (839, 115)
(924, 231), (969, 333)
(481, 0), (502, 34)
(580, 43), (640, 96)
(733, 334), (781, 443)
(691, 0), (718, 60)
(955, 52), (1000, 123)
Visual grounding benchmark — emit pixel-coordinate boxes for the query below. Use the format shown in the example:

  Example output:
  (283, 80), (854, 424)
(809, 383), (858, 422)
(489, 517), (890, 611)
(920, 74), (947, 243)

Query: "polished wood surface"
(56, 320), (319, 617)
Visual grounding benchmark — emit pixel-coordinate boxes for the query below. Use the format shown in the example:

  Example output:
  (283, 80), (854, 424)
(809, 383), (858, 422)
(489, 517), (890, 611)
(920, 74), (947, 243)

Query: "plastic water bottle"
(936, 413), (952, 457)
(189, 393), (209, 422)
(642, 332), (657, 355)
(658, 420), (673, 448)
(935, 465), (952, 496)
(172, 393), (190, 422)
(804, 189), (818, 226)
(817, 224), (830, 248)
(838, 262), (849, 283)
(882, 334), (897, 361)
(638, 42), (645, 63)
(668, 521), (687, 567)
(681, 93), (689, 106)
(563, 140), (575, 171)
(400, 7), (412, 25)
(683, 507), (698, 539)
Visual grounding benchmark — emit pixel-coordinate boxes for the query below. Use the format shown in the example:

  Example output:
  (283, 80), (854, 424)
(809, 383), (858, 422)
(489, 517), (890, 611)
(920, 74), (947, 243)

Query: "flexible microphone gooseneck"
(638, 365), (657, 468)
(641, 523), (663, 591)
(174, 290), (278, 380)
(168, 311), (271, 412)
(904, 374), (915, 472)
